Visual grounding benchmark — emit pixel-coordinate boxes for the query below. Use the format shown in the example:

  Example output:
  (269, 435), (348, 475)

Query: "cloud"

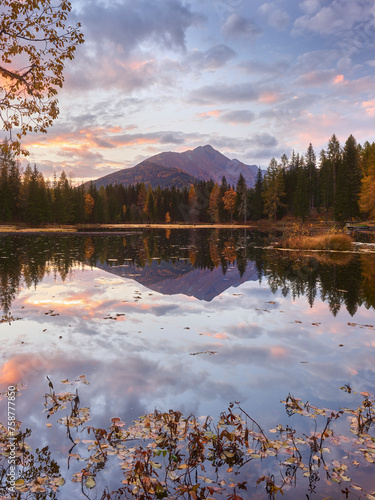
(66, 56), (159, 92)
(222, 14), (261, 39)
(293, 49), (343, 73)
(206, 133), (280, 161)
(189, 83), (260, 104)
(186, 44), (237, 71)
(80, 0), (202, 52)
(362, 100), (375, 118)
(249, 133), (278, 148)
(295, 69), (339, 87)
(258, 3), (290, 30)
(300, 0), (321, 14)
(293, 0), (375, 38)
(240, 59), (289, 76)
(65, 0), (204, 92)
(220, 110), (256, 124)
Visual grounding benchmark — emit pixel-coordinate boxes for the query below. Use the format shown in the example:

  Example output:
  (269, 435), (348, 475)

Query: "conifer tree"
(293, 161), (310, 221)
(251, 167), (264, 220)
(305, 143), (318, 209)
(263, 158), (285, 220)
(235, 173), (248, 223)
(327, 134), (342, 209)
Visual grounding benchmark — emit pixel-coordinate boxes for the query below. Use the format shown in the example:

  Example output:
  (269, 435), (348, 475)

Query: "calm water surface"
(0, 229), (375, 499)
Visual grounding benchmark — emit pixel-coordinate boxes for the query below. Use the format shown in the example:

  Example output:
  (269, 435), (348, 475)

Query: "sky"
(20, 0), (375, 182)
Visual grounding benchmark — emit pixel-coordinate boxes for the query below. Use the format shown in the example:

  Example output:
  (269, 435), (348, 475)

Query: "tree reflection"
(0, 232), (374, 316)
(263, 251), (370, 317)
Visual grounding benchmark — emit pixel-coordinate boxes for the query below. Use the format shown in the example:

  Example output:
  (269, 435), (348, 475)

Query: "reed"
(282, 233), (354, 251)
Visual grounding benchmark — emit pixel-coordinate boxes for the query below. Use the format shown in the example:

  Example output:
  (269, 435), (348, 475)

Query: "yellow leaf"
(85, 476), (96, 489)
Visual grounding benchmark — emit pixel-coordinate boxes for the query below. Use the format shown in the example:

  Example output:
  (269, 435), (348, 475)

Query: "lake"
(1, 229), (375, 499)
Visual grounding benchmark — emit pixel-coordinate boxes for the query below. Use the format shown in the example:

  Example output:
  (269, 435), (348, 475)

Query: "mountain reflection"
(0, 230), (374, 316)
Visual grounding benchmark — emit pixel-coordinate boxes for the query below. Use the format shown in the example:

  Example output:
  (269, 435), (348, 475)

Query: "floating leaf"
(85, 476), (96, 489)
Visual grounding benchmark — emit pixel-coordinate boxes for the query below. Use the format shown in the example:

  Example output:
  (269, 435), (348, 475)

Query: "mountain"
(89, 145), (259, 189)
(89, 160), (200, 190)
(148, 145), (258, 187)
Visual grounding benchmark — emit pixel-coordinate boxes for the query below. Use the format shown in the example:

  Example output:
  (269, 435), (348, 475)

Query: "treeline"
(0, 135), (374, 225)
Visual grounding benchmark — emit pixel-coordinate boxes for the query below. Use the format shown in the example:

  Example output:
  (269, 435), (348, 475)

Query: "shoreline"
(0, 223), (262, 233)
(0, 220), (342, 234)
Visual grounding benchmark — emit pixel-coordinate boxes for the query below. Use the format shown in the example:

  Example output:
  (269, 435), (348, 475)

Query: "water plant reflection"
(2, 381), (375, 499)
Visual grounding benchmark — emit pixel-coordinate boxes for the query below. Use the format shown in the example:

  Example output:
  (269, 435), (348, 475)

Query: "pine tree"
(143, 185), (155, 222)
(305, 143), (317, 209)
(251, 167), (264, 220)
(235, 173), (248, 223)
(293, 163), (310, 221)
(327, 134), (342, 209)
(263, 158), (285, 220)
(341, 135), (361, 221)
(319, 149), (333, 219)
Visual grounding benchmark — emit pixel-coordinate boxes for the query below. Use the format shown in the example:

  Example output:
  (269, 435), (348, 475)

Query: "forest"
(0, 134), (374, 225)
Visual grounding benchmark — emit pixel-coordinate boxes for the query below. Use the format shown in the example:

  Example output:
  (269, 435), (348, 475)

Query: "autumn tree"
(188, 185), (198, 222)
(84, 194), (95, 220)
(208, 182), (220, 223)
(223, 188), (236, 222)
(359, 143), (375, 219)
(0, 0), (84, 154)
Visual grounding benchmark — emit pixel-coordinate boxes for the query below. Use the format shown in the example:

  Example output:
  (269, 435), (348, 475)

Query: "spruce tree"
(252, 167), (264, 220)
(235, 173), (248, 223)
(305, 143), (317, 209)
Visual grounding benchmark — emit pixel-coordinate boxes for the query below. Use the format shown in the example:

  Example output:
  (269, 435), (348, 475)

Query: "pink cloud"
(362, 100), (375, 117)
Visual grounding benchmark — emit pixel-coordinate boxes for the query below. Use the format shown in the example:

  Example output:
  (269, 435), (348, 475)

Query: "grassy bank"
(280, 232), (354, 251)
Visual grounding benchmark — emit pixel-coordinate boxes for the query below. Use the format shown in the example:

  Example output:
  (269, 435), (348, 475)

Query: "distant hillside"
(89, 145), (259, 190)
(89, 161), (200, 190)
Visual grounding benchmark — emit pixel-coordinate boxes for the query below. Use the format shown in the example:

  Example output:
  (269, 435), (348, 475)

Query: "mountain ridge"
(88, 145), (259, 190)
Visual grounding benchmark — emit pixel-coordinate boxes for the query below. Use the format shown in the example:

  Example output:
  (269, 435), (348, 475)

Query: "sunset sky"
(22, 0), (375, 181)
